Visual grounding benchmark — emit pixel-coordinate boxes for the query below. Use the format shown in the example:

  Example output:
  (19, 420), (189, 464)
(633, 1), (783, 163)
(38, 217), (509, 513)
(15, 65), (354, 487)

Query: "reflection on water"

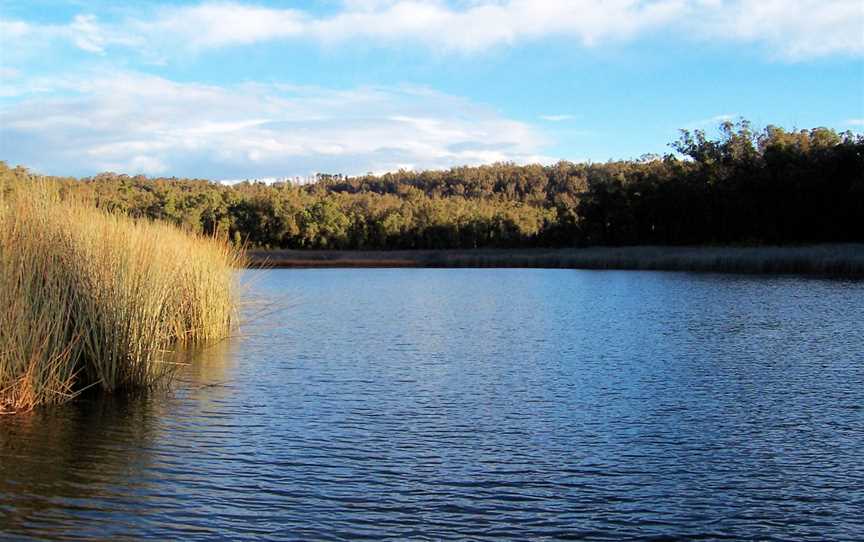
(2, 269), (863, 540)
(0, 341), (238, 539)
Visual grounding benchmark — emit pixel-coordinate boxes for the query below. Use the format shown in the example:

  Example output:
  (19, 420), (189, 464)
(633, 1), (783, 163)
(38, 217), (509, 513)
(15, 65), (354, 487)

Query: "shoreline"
(247, 244), (864, 276)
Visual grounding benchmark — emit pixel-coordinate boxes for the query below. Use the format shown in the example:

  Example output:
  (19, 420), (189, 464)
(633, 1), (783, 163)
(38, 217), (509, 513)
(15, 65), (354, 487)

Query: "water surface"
(2, 269), (863, 540)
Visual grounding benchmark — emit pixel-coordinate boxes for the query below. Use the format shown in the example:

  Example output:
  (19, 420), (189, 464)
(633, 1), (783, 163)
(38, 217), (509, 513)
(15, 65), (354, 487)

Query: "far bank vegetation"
(5, 120), (859, 251)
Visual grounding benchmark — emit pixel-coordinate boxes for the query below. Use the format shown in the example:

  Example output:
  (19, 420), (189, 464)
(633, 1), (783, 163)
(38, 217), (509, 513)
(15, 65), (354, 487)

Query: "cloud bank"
(3, 0), (862, 60)
(0, 72), (550, 178)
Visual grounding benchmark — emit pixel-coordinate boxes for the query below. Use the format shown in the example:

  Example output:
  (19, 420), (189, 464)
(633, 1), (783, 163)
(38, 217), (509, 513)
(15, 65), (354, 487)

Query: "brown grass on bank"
(0, 178), (244, 413)
(248, 245), (864, 276)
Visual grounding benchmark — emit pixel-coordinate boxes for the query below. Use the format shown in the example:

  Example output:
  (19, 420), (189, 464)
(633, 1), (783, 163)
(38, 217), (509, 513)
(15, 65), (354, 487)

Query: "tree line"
(3, 120), (862, 249)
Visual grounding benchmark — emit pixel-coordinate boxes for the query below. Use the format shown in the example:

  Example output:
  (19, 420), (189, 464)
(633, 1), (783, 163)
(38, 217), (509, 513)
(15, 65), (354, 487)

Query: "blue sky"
(1, 0), (862, 179)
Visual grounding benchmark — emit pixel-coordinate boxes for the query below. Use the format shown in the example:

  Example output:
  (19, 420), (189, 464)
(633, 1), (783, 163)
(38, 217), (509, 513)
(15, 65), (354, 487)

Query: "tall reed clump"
(0, 177), (244, 412)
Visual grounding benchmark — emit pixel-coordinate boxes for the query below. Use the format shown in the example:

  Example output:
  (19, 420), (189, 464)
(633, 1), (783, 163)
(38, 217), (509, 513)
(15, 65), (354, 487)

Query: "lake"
(2, 269), (863, 540)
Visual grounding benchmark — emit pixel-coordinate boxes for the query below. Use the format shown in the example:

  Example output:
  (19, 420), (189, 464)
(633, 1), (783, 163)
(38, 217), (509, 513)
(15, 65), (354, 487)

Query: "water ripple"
(2, 269), (863, 540)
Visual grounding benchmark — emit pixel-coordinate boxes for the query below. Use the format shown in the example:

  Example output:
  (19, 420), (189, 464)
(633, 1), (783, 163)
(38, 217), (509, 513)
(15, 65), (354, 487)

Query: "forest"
(3, 121), (862, 250)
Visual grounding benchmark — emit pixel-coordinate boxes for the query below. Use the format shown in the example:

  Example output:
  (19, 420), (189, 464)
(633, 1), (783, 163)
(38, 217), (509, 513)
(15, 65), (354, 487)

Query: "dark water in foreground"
(2, 269), (863, 541)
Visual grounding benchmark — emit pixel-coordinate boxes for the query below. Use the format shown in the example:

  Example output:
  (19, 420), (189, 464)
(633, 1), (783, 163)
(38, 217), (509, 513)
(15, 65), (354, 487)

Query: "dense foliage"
(4, 121), (862, 249)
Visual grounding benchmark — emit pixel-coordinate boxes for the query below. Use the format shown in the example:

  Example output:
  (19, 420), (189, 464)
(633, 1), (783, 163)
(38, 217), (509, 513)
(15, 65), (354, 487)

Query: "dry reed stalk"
(0, 176), (245, 411)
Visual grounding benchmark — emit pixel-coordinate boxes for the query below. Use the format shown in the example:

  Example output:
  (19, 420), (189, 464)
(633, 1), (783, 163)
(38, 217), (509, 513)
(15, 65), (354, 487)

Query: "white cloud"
(694, 0), (864, 60)
(3, 0), (861, 60)
(69, 15), (108, 54)
(0, 67), (20, 79)
(0, 71), (551, 177)
(540, 114), (575, 122)
(0, 13), (138, 61)
(139, 3), (306, 52)
(846, 119), (864, 126)
(176, 0), (700, 53)
(0, 19), (31, 39)
(684, 113), (739, 129)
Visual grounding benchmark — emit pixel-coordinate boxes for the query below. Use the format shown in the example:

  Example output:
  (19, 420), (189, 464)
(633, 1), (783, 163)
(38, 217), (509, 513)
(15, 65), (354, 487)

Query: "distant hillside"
(3, 121), (862, 250)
